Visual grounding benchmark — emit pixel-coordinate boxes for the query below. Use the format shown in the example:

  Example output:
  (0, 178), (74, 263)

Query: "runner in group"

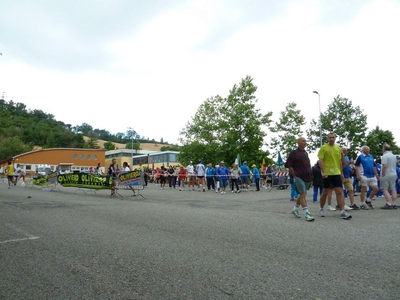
(318, 132), (352, 219)
(286, 137), (315, 222)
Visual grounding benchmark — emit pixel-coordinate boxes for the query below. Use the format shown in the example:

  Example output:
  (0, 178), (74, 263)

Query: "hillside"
(83, 136), (168, 151)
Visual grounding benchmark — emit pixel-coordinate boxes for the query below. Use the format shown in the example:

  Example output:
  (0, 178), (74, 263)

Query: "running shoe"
(340, 211), (352, 219)
(344, 205), (353, 211)
(366, 201), (374, 209)
(292, 208), (301, 218)
(349, 204), (360, 210)
(305, 212), (315, 222)
(360, 203), (369, 210)
(380, 204), (393, 210)
(318, 209), (325, 217)
(327, 205), (337, 211)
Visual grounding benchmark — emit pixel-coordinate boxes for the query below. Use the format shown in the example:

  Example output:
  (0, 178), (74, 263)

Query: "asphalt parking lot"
(1, 181), (399, 299)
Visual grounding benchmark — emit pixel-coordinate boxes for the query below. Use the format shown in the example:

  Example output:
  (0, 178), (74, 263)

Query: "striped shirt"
(285, 148), (313, 182)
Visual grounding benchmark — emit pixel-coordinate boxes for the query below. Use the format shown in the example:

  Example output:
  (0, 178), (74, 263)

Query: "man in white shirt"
(380, 144), (398, 209)
(196, 159), (206, 192)
(186, 161), (196, 190)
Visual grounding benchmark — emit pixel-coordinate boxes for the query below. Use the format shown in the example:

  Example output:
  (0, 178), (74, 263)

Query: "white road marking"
(0, 236), (40, 244)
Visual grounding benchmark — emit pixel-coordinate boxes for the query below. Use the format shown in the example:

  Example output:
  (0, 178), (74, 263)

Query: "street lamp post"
(313, 91), (322, 147)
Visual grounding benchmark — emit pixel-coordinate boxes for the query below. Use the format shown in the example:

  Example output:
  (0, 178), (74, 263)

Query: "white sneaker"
(318, 209), (325, 217)
(327, 205), (337, 211)
(220, 191), (224, 194)
(344, 204), (353, 211)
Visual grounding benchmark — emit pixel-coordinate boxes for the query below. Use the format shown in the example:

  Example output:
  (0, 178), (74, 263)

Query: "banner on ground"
(57, 173), (113, 189)
(56, 171), (142, 190)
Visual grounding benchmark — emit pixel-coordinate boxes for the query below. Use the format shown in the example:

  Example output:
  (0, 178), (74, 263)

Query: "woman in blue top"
(216, 161), (230, 194)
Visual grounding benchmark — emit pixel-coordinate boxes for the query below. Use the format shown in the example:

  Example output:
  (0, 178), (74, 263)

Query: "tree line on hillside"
(0, 99), (171, 161)
(178, 75), (399, 167)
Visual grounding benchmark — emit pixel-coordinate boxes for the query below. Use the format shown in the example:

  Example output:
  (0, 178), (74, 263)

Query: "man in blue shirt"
(240, 161), (251, 191)
(252, 164), (261, 191)
(216, 161), (230, 194)
(355, 145), (379, 209)
(205, 163), (215, 191)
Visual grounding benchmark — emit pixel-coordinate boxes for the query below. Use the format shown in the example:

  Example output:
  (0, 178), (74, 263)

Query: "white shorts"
(360, 175), (377, 187)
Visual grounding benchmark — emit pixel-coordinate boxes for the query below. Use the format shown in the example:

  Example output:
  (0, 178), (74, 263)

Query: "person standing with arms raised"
(286, 137), (315, 222)
(318, 133), (352, 219)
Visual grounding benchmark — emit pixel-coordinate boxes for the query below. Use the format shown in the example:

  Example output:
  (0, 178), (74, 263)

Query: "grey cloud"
(0, 0), (179, 72)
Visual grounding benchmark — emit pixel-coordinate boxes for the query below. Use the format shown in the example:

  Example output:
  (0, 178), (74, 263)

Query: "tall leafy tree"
(0, 136), (31, 161)
(269, 102), (306, 160)
(307, 95), (368, 158)
(179, 76), (273, 165)
(364, 126), (400, 157)
(77, 123), (93, 135)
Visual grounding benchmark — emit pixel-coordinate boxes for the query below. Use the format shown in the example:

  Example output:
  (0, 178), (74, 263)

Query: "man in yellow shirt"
(6, 161), (15, 188)
(318, 132), (352, 220)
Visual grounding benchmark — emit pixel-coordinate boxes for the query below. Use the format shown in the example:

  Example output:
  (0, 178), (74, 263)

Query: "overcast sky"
(1, 0), (399, 155)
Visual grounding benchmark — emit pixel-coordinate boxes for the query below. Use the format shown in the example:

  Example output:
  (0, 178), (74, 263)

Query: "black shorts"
(323, 175), (342, 189)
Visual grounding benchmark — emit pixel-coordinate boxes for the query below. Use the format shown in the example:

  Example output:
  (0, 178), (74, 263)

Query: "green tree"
(364, 126), (400, 158)
(103, 141), (116, 150)
(0, 136), (30, 160)
(179, 76), (273, 165)
(77, 123), (93, 135)
(125, 141), (141, 151)
(307, 95), (368, 158)
(269, 102), (306, 159)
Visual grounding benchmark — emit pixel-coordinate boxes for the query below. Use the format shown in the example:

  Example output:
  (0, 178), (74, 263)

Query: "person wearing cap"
(216, 161), (230, 194)
(252, 164), (260, 191)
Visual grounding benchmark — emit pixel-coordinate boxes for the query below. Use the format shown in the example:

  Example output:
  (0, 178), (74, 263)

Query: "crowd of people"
(287, 132), (400, 222)
(148, 160), (284, 194)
